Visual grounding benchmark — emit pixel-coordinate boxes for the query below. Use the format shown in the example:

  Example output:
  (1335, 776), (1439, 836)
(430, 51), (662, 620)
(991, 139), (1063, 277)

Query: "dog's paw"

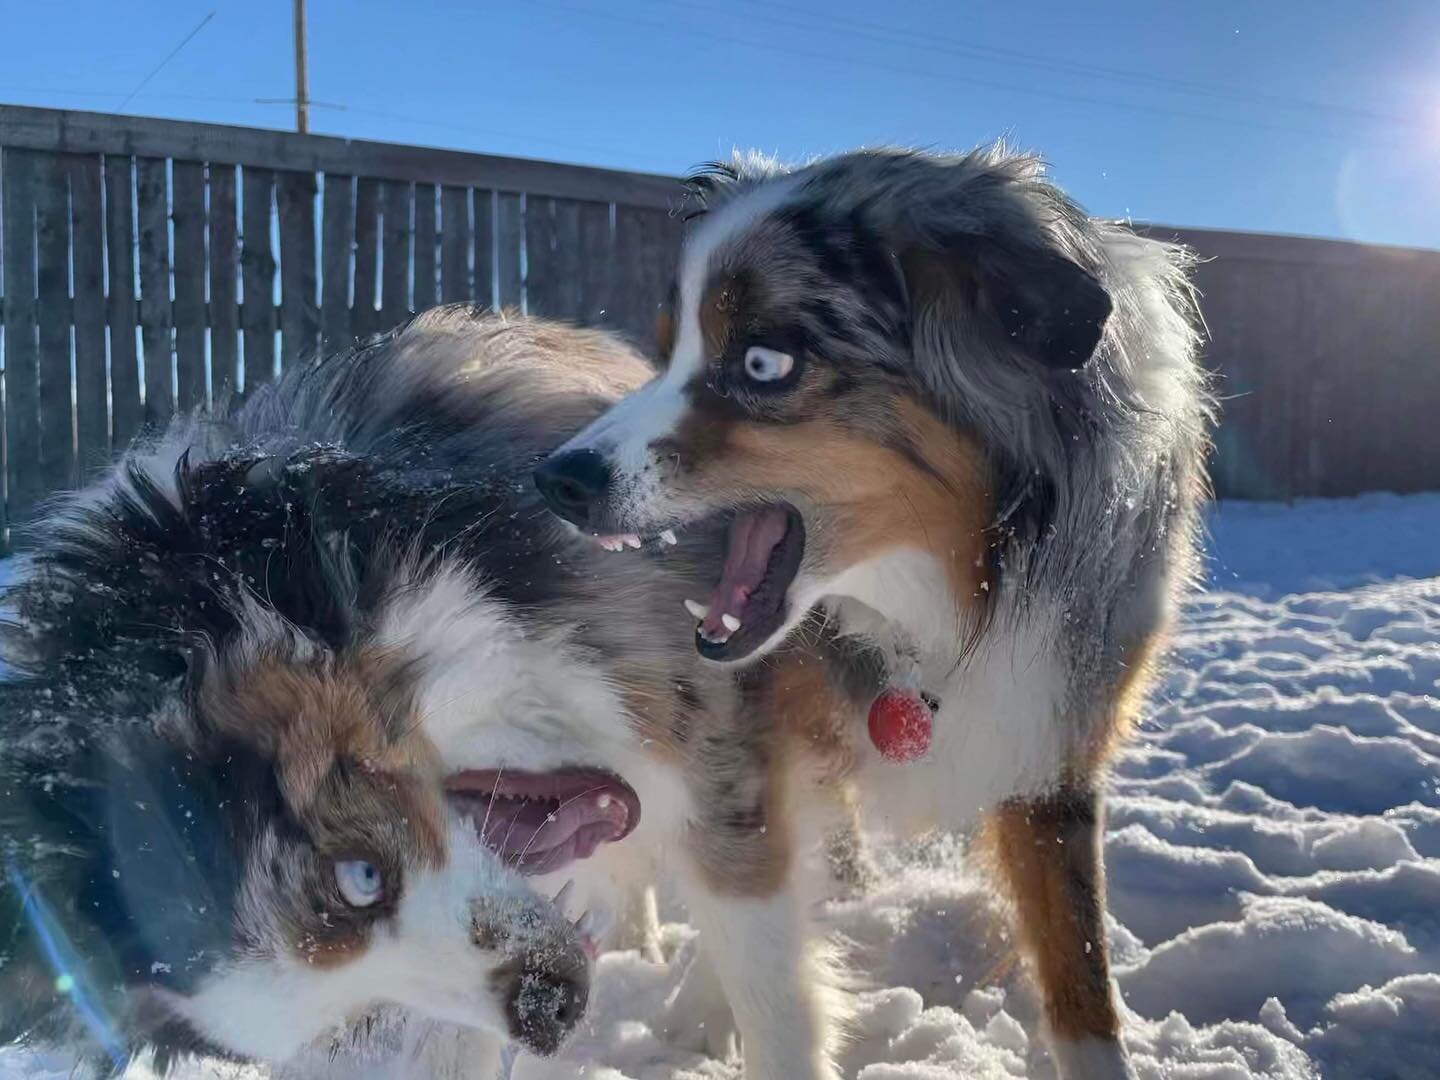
(658, 940), (738, 1060)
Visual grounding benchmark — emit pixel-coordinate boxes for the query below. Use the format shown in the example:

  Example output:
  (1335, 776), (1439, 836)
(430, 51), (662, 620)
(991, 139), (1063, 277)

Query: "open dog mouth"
(689, 504), (805, 661)
(446, 768), (640, 876)
(585, 503), (806, 663)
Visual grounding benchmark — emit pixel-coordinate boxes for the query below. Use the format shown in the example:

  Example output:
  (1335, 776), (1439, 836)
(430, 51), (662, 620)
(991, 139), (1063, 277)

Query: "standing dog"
(537, 147), (1211, 1078)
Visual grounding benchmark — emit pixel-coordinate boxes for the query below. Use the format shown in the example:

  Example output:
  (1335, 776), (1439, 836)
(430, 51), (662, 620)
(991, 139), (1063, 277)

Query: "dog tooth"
(721, 613), (741, 632)
(683, 598), (710, 620)
(596, 793), (612, 810)
(623, 533), (642, 549)
(575, 909), (596, 936)
(659, 529), (678, 546)
(552, 879), (575, 912)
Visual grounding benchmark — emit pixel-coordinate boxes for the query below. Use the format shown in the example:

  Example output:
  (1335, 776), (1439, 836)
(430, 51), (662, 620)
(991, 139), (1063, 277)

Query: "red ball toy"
(867, 688), (933, 762)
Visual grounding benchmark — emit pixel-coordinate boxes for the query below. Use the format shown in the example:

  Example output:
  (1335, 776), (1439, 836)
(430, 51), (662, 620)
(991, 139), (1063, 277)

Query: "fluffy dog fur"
(2, 309), (854, 1075)
(538, 147), (1212, 1079)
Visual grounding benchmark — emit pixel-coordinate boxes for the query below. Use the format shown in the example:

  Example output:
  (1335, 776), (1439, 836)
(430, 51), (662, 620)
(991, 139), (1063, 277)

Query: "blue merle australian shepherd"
(537, 147), (1213, 1079)
(1, 309), (854, 1076)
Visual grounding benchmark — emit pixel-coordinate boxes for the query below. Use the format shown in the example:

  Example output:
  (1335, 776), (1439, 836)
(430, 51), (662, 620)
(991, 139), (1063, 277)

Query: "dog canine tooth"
(552, 879), (575, 912)
(659, 529), (678, 546)
(622, 534), (642, 549)
(721, 613), (741, 632)
(683, 598), (710, 620)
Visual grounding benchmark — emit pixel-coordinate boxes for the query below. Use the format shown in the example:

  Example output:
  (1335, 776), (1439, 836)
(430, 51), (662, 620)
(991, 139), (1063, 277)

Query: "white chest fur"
(829, 551), (1073, 834)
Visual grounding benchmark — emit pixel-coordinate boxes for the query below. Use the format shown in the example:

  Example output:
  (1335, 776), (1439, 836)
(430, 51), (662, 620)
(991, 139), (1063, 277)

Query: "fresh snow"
(3, 493), (1439, 1078)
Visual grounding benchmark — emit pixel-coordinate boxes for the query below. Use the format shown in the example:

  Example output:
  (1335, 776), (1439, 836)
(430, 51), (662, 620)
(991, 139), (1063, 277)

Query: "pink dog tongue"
(481, 794), (629, 867)
(701, 506), (791, 638)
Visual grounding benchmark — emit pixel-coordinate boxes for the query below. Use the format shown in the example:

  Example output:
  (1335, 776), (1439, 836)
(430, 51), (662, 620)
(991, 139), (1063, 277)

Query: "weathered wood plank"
(613, 204), (681, 355)
(103, 154), (142, 447)
(277, 169), (319, 366)
(495, 192), (523, 310)
(208, 163), (240, 400)
(0, 104), (682, 209)
(349, 177), (380, 339)
(171, 159), (208, 410)
(320, 173), (354, 351)
(2, 147), (42, 530)
(352, 177), (381, 339)
(66, 154), (109, 470)
(471, 189), (494, 309)
(240, 165), (276, 392)
(553, 198), (583, 322)
(135, 156), (173, 426)
(524, 196), (559, 318)
(379, 179), (412, 331)
(36, 152), (74, 493)
(413, 182), (437, 312)
(439, 185), (470, 304)
(576, 200), (613, 327)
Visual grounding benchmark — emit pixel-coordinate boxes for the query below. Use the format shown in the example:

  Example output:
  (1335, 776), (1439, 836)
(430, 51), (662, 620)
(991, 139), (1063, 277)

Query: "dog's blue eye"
(334, 859), (384, 907)
(743, 345), (794, 383)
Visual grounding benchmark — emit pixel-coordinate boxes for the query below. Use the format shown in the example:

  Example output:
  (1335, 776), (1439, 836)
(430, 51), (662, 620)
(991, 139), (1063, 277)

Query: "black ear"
(902, 239), (1112, 372)
(985, 248), (1112, 370)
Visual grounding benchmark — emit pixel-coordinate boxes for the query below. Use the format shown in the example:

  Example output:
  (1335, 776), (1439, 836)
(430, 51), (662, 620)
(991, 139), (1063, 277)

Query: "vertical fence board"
(320, 173), (354, 352)
(439, 185), (470, 304)
(614, 204), (681, 354)
(278, 170), (319, 367)
(67, 154), (108, 471)
(524, 196), (559, 317)
(103, 154), (142, 447)
(413, 182), (437, 312)
(135, 157), (173, 426)
(208, 164), (239, 400)
(472, 189), (494, 309)
(240, 166), (276, 392)
(171, 160), (208, 410)
(380, 179), (412, 331)
(2, 147), (42, 531)
(553, 199), (583, 322)
(352, 177), (381, 339)
(576, 200), (611, 327)
(36, 153), (75, 492)
(496, 192), (523, 310)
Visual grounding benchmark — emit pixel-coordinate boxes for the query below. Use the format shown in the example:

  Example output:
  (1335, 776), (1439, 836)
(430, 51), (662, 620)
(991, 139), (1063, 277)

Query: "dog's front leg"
(680, 866), (840, 1080)
(988, 785), (1134, 1080)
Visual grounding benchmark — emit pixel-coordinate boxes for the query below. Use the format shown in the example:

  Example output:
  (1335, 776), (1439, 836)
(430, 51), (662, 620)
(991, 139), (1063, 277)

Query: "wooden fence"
(1155, 226), (1440, 502)
(0, 106), (682, 548)
(2, 106), (1439, 549)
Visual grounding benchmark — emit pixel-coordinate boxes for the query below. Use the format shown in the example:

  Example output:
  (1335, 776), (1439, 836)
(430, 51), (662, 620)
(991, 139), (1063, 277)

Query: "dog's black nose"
(503, 948), (590, 1056)
(534, 449), (612, 526)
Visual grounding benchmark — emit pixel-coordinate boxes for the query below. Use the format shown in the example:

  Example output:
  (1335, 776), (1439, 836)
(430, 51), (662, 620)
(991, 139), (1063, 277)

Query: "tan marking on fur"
(981, 793), (1119, 1041)
(655, 306), (676, 361)
(1076, 626), (1169, 774)
(613, 663), (688, 767)
(202, 650), (447, 869)
(699, 277), (744, 358)
(682, 400), (993, 607)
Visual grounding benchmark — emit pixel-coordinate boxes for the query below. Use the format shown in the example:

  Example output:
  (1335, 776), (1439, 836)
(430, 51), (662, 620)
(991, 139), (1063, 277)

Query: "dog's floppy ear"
(900, 233), (1112, 371)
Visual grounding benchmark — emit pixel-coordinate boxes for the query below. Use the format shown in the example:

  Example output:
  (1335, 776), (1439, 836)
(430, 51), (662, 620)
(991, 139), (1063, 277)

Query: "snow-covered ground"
(4, 493), (1440, 1079)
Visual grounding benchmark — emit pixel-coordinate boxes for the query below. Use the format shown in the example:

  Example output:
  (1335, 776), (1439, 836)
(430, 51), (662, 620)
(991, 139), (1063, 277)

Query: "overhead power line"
(117, 10), (217, 111)
(528, 0), (1419, 146)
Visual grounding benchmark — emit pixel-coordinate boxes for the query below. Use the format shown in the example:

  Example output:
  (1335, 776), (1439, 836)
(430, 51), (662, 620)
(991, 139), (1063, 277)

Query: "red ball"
(867, 688), (933, 763)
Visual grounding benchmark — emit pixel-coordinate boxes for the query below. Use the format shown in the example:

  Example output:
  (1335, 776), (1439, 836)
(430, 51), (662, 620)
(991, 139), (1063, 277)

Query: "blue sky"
(3, 1), (1439, 248)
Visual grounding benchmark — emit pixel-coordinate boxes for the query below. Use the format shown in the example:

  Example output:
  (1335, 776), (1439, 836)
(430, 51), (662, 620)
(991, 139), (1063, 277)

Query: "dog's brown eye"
(743, 346), (794, 383)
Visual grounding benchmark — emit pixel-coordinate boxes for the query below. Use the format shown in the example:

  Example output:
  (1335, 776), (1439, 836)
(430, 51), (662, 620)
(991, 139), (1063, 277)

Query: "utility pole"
(293, 0), (309, 134)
